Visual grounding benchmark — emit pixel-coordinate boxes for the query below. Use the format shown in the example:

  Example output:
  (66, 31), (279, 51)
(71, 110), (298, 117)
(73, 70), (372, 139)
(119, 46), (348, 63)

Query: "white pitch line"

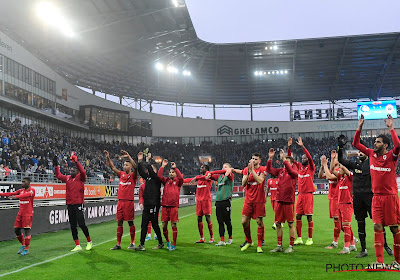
(0, 198), (243, 278)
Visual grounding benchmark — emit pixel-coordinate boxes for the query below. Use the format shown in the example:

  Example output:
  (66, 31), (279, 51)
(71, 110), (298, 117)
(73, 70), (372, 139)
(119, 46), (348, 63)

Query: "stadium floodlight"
(272, 71), (275, 74)
(37, 2), (75, 37)
(280, 70), (284, 74)
(183, 70), (191, 76)
(263, 71), (266, 75)
(267, 71), (271, 75)
(273, 45), (278, 50)
(167, 66), (178, 73)
(265, 47), (268, 50)
(254, 71), (259, 76)
(155, 62), (164, 71)
(284, 70), (288, 74)
(172, 0), (179, 7)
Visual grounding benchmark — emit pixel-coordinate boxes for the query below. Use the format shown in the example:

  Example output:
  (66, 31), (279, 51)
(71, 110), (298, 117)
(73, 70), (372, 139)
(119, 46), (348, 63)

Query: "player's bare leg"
(162, 221), (170, 249)
(205, 215), (214, 243)
(111, 220), (124, 250)
(294, 214), (303, 245)
(127, 220), (136, 249)
(256, 217), (264, 253)
(270, 223), (283, 252)
(241, 215), (253, 251)
(170, 222), (178, 251)
(285, 222), (295, 253)
(387, 225), (400, 270)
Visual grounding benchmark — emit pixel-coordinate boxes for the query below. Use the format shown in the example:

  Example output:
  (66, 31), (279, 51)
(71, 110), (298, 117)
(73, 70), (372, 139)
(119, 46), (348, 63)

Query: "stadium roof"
(1, 0), (400, 105)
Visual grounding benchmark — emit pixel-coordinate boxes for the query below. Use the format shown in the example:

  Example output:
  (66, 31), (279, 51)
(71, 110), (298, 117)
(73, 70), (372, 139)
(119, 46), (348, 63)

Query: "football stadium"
(1, 0), (400, 279)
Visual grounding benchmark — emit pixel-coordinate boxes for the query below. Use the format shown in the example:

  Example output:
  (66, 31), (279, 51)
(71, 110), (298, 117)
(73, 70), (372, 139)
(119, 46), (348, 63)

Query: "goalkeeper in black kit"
(336, 135), (392, 258)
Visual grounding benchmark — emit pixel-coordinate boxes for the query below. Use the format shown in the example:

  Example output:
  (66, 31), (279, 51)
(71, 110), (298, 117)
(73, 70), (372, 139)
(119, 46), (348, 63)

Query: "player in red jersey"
(353, 114), (400, 269)
(322, 160), (357, 254)
(0, 177), (35, 255)
(267, 149), (298, 253)
(266, 175), (278, 230)
(105, 150), (138, 250)
(318, 151), (342, 249)
(54, 153), (92, 252)
(184, 165), (215, 244)
(287, 137), (316, 246)
(158, 159), (184, 251)
(240, 153), (267, 253)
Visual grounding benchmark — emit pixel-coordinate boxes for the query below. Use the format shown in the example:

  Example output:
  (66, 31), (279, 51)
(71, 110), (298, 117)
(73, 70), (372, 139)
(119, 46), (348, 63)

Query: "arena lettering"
(87, 206), (98, 219)
(0, 38), (12, 52)
(49, 209), (69, 224)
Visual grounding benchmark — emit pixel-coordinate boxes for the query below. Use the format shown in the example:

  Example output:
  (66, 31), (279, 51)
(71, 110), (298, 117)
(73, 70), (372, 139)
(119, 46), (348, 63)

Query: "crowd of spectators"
(0, 117), (395, 184)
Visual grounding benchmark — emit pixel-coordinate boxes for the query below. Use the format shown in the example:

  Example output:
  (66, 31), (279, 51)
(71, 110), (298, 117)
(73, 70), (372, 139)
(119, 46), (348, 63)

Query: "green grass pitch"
(0, 195), (399, 279)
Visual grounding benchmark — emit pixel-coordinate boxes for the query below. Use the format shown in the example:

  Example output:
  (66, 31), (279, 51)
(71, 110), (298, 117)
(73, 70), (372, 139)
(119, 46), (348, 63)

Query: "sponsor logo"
(298, 174), (310, 178)
(339, 186), (348, 189)
(217, 125), (280, 136)
(370, 165), (391, 172)
(0, 38), (12, 52)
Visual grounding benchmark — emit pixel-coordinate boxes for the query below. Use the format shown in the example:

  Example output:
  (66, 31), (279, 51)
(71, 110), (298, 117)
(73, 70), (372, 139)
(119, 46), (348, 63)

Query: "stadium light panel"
(172, 0), (179, 7)
(156, 62), (164, 71)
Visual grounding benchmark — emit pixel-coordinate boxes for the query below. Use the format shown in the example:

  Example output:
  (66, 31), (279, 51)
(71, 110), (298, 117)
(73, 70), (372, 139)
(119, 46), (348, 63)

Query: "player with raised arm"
(54, 153), (92, 252)
(287, 137), (316, 246)
(240, 153), (267, 253)
(353, 114), (400, 269)
(0, 177), (35, 256)
(267, 149), (298, 253)
(266, 175), (279, 230)
(105, 150), (138, 250)
(184, 165), (215, 244)
(158, 159), (184, 251)
(319, 151), (341, 249)
(321, 158), (357, 254)
(337, 135), (392, 258)
(196, 163), (234, 246)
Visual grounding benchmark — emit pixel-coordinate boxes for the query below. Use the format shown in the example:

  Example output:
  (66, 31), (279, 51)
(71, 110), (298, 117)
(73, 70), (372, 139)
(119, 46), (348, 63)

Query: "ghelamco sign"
(0, 37), (12, 52)
(217, 125), (279, 136)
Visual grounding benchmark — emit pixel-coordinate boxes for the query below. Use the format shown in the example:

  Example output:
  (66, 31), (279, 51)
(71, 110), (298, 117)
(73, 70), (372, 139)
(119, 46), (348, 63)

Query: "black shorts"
(215, 199), (231, 223)
(353, 193), (373, 220)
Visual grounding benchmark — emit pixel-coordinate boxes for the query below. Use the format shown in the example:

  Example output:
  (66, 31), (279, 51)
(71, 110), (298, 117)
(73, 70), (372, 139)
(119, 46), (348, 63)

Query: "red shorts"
(116, 200), (135, 221)
(271, 200), (277, 212)
(329, 198), (339, 218)
(275, 202), (295, 223)
(161, 206), (179, 222)
(14, 214), (33, 229)
(338, 203), (353, 224)
(242, 201), (266, 219)
(196, 200), (212, 216)
(372, 194), (400, 227)
(296, 193), (314, 215)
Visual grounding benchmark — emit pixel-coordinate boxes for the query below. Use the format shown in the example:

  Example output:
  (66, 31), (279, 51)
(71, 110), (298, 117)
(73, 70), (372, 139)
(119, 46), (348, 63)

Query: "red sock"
(393, 229), (400, 263)
(129, 225), (135, 244)
(296, 220), (302, 238)
(163, 228), (169, 242)
(198, 222), (204, 238)
(350, 228), (355, 246)
(221, 236), (225, 242)
(86, 236), (91, 242)
(257, 225), (264, 247)
(147, 222), (152, 234)
(24, 235), (31, 250)
(277, 235), (283, 246)
(117, 225), (123, 246)
(16, 234), (25, 246)
(308, 221), (313, 239)
(207, 222), (214, 238)
(244, 225), (252, 243)
(343, 225), (351, 248)
(290, 236), (295, 247)
(334, 220), (340, 243)
(229, 235), (233, 239)
(74, 239), (80, 246)
(374, 230), (384, 263)
(172, 227), (178, 246)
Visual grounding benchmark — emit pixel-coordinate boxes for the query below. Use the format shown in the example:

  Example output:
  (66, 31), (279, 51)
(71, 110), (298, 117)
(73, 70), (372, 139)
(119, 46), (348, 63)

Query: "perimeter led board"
(185, 0), (400, 43)
(357, 100), (397, 120)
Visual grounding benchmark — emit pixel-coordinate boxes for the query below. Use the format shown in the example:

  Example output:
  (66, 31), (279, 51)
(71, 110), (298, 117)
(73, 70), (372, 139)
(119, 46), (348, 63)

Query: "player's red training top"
(158, 167), (184, 207)
(184, 174), (213, 201)
(55, 161), (86, 205)
(117, 171), (137, 200)
(267, 160), (298, 203)
(327, 167), (339, 200)
(0, 187), (36, 216)
(288, 146), (315, 193)
(267, 178), (279, 201)
(139, 183), (145, 205)
(353, 129), (400, 195)
(242, 166), (267, 203)
(336, 173), (353, 204)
